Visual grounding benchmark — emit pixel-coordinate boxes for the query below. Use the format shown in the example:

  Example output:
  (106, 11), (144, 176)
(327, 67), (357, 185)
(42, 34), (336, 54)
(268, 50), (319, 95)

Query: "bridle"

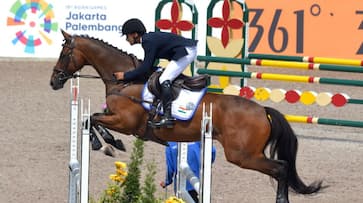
(52, 37), (79, 81)
(52, 35), (150, 104)
(52, 36), (139, 83)
(52, 36), (109, 82)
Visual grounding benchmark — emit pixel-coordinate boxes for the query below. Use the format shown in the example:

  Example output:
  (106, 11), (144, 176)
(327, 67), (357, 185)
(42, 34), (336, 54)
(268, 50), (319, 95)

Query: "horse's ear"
(61, 29), (71, 40)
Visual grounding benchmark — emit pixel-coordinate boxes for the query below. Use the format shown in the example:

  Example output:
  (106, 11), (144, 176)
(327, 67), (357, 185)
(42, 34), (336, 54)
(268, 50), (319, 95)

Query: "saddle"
(142, 71), (209, 145)
(147, 70), (209, 99)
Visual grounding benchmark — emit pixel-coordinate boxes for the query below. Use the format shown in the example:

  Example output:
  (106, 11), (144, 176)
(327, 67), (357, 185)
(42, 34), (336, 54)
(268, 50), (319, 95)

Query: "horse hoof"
(91, 135), (102, 150)
(115, 139), (126, 152)
(276, 197), (289, 203)
(101, 145), (116, 157)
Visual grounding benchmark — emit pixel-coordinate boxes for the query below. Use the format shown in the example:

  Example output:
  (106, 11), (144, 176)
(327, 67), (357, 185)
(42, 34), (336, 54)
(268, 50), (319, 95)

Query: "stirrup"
(148, 117), (175, 128)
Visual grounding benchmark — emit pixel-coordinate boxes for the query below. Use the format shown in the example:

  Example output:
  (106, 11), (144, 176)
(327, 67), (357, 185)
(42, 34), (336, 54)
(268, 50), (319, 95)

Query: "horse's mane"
(76, 34), (142, 63)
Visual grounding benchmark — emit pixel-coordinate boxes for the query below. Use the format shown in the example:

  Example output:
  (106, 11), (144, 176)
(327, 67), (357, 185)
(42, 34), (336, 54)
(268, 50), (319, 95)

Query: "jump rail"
(197, 55), (363, 74)
(249, 53), (363, 67)
(196, 66), (363, 87)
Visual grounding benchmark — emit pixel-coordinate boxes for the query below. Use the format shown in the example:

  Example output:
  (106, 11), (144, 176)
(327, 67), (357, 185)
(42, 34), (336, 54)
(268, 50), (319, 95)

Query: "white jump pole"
(199, 103), (212, 203)
(80, 98), (90, 203)
(177, 142), (199, 203)
(176, 103), (213, 203)
(69, 77), (80, 203)
(68, 76), (90, 203)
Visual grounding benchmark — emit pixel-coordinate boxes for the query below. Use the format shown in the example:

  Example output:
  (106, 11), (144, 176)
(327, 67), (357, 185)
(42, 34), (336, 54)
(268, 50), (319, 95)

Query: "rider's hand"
(160, 181), (166, 188)
(112, 72), (125, 83)
(113, 72), (124, 80)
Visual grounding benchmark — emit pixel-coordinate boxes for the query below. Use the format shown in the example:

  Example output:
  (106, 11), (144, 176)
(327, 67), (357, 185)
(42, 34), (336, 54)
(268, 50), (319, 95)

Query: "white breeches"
(159, 46), (197, 84)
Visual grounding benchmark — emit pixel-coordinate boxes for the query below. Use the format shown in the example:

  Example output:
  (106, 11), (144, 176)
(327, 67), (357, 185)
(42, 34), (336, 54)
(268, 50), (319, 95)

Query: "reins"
(56, 72), (117, 84)
(73, 73), (116, 83)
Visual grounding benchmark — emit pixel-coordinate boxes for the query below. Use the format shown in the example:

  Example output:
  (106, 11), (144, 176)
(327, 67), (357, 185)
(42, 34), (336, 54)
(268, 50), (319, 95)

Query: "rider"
(113, 18), (198, 128)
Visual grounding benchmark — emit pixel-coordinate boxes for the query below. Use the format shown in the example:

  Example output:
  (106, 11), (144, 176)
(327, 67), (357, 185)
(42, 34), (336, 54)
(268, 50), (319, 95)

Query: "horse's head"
(50, 29), (143, 90)
(50, 29), (86, 90)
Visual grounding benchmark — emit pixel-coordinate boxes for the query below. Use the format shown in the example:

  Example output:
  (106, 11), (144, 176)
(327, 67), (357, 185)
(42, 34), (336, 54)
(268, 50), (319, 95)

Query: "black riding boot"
(152, 80), (175, 128)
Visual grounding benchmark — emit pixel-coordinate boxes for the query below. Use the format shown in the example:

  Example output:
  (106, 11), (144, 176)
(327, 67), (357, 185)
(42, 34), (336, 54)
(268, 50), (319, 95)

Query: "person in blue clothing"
(113, 18), (198, 128)
(160, 142), (216, 203)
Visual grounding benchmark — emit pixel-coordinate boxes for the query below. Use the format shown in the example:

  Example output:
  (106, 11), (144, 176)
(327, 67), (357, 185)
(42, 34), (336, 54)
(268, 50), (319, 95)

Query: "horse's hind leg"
(225, 150), (289, 203)
(260, 159), (289, 203)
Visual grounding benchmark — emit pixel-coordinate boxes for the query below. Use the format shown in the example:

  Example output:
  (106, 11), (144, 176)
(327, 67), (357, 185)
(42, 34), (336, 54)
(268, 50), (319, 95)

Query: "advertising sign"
(1, 0), (362, 59)
(0, 0), (158, 58)
(246, 0), (363, 59)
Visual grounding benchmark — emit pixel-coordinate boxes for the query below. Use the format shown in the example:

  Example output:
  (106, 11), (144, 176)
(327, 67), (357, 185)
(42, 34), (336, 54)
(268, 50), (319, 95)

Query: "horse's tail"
(264, 106), (324, 195)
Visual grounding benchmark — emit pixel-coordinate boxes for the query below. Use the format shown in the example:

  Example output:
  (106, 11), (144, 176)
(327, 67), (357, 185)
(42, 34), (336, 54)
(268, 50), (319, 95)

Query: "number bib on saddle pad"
(141, 84), (207, 120)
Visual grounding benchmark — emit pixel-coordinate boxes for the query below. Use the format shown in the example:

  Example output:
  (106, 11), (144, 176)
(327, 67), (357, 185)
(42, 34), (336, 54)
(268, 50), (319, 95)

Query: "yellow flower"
(165, 196), (186, 203)
(116, 169), (128, 177)
(116, 176), (126, 183)
(106, 188), (114, 196)
(109, 174), (126, 183)
(109, 174), (118, 181)
(114, 161), (127, 169)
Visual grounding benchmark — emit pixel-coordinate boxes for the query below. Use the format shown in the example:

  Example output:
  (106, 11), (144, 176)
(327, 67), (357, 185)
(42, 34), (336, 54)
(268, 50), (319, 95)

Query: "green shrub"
(95, 139), (162, 203)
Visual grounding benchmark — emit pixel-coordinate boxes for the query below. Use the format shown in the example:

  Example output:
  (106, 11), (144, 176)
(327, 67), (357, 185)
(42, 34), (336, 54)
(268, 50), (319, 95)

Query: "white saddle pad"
(141, 84), (207, 121)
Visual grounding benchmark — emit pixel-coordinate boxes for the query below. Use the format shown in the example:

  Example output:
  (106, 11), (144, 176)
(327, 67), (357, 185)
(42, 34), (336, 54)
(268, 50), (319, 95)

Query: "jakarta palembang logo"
(7, 0), (58, 54)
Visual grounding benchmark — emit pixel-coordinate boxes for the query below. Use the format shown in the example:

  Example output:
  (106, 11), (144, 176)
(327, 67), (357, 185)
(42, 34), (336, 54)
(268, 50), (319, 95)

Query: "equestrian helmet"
(122, 18), (146, 35)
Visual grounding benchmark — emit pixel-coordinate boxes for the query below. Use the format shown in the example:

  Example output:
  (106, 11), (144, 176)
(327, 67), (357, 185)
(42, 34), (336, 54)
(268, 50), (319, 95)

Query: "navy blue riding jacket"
(123, 32), (198, 82)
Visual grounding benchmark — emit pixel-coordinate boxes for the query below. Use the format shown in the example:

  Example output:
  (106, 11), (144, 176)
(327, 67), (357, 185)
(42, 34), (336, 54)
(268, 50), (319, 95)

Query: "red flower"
(156, 0), (194, 34)
(207, 0), (244, 47)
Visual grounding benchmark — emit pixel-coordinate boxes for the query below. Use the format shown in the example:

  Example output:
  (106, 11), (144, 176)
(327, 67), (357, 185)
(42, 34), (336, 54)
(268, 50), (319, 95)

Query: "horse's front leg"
(79, 113), (103, 150)
(91, 112), (130, 152)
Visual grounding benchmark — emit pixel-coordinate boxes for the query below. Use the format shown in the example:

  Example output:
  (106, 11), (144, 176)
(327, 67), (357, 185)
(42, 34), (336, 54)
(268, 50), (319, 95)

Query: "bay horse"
(50, 30), (324, 203)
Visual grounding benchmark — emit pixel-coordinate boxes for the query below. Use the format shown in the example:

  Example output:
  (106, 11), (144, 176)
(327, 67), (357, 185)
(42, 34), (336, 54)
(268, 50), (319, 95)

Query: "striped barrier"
(249, 53), (363, 67)
(196, 56), (363, 128)
(197, 55), (363, 73)
(284, 114), (363, 128)
(196, 67), (363, 87)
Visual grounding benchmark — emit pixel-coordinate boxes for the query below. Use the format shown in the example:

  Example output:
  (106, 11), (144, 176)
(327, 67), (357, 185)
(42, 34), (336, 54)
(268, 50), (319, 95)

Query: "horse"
(50, 29), (324, 203)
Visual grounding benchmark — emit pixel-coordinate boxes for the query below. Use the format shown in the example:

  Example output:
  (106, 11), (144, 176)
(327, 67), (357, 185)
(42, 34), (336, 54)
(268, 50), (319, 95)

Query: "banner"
(0, 0), (158, 58)
(1, 0), (362, 59)
(246, 0), (363, 59)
